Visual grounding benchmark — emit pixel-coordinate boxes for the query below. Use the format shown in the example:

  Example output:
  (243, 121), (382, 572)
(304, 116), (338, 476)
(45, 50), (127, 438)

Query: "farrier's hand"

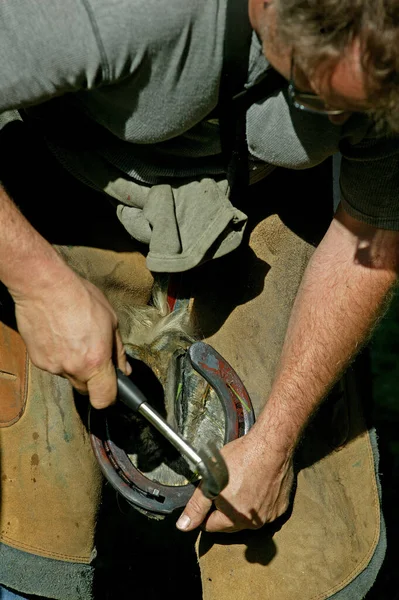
(176, 429), (294, 533)
(12, 270), (130, 408)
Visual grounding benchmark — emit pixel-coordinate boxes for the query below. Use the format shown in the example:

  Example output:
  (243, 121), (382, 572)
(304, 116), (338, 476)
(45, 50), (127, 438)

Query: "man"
(0, 0), (398, 598)
(178, 0), (399, 535)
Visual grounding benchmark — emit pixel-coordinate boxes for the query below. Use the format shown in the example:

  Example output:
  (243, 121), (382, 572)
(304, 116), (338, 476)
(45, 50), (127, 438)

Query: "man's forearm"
(0, 184), (129, 408)
(254, 206), (398, 452)
(0, 185), (72, 297)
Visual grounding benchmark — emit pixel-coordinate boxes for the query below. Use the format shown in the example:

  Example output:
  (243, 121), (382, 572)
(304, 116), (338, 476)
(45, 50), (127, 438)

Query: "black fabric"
(218, 0), (252, 205)
(218, 0), (286, 207)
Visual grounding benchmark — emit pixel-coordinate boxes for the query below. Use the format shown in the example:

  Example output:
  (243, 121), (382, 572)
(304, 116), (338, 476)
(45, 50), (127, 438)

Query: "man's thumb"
(176, 488), (213, 532)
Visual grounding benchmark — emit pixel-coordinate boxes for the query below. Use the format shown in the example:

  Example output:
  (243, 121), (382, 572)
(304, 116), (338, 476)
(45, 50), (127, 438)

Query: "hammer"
(116, 369), (229, 499)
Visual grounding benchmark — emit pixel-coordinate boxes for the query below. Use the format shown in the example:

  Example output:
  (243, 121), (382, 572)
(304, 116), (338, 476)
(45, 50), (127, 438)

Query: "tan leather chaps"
(0, 117), (384, 599)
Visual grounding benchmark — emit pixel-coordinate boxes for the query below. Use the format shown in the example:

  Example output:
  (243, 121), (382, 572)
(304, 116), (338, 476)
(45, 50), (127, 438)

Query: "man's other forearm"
(0, 184), (71, 298)
(0, 184), (128, 408)
(254, 205), (398, 452)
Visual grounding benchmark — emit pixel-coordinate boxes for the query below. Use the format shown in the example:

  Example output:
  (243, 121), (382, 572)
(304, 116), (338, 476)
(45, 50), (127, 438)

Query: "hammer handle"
(116, 368), (147, 412)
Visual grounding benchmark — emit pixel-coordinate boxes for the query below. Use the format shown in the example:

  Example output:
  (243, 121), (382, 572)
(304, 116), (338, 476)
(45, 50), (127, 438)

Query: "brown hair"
(274, 0), (399, 131)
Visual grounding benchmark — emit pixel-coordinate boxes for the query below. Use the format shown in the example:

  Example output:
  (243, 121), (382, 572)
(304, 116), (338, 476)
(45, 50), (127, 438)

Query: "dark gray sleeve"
(339, 135), (399, 230)
(0, 0), (105, 111)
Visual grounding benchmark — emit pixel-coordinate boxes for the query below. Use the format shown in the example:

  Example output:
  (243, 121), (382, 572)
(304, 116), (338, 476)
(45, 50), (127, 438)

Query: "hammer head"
(197, 441), (229, 499)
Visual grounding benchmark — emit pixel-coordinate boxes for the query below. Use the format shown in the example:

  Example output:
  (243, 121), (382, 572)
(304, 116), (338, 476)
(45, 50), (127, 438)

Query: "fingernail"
(176, 514), (191, 530)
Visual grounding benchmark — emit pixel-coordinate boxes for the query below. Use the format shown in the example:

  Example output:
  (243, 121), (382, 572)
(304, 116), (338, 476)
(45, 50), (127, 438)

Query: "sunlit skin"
(249, 0), (372, 124)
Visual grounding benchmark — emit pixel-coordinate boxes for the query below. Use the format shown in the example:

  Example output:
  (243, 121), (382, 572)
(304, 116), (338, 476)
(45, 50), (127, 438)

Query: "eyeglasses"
(288, 56), (346, 116)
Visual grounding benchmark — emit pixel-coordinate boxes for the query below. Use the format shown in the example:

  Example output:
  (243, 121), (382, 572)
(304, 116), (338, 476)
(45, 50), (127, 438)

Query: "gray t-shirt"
(1, 0), (399, 229)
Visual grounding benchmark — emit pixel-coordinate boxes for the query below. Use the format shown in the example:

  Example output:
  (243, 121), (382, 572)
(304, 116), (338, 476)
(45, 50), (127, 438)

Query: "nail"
(176, 514), (191, 530)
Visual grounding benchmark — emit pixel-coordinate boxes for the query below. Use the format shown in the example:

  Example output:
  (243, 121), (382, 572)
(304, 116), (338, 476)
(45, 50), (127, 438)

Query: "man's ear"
(249, 0), (272, 30)
(250, 0), (271, 11)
